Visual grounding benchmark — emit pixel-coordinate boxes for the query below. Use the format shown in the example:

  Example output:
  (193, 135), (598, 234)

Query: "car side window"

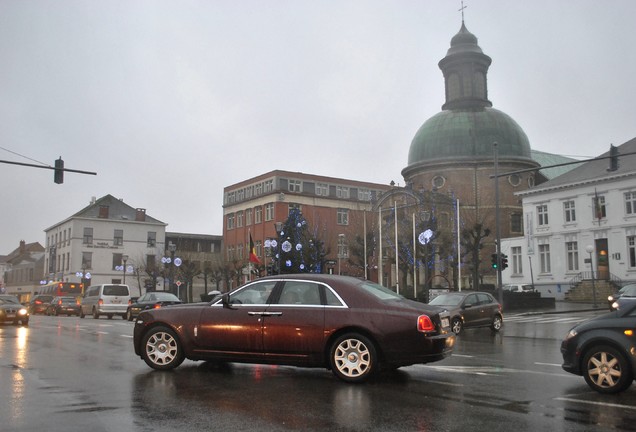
(476, 293), (491, 305)
(464, 294), (477, 307)
(278, 281), (321, 305)
(231, 281), (276, 305)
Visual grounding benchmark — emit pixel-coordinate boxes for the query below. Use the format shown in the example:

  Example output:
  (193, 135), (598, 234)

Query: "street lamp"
(274, 222), (283, 274)
(585, 245), (598, 308)
(122, 254), (129, 284)
(338, 234), (345, 275)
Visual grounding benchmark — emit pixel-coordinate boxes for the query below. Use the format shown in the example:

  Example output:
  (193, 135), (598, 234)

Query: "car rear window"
(103, 285), (129, 296)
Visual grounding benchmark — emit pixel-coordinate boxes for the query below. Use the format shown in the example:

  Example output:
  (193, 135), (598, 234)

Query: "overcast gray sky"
(2, 0), (635, 253)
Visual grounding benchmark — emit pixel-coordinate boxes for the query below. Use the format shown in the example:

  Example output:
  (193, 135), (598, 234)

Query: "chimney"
(19, 240), (26, 253)
(135, 208), (146, 221)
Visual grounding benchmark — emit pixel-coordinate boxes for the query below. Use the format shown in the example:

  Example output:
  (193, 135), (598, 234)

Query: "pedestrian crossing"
(504, 312), (599, 325)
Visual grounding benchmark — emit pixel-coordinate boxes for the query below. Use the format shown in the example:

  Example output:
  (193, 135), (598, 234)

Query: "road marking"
(120, 334), (133, 338)
(556, 397), (636, 411)
(535, 362), (561, 367)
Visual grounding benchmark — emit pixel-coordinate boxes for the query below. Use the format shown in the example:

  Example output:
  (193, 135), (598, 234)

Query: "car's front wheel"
(329, 333), (377, 383)
(583, 345), (633, 394)
(141, 326), (185, 370)
(126, 310), (133, 321)
(491, 315), (503, 332)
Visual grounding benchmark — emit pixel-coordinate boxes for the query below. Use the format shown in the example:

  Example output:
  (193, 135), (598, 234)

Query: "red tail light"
(98, 299), (103, 306)
(153, 304), (162, 309)
(35, 300), (42, 304)
(417, 315), (435, 332)
(58, 299), (63, 305)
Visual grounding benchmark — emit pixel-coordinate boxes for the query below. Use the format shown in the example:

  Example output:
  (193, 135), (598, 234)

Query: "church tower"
(401, 21), (542, 286)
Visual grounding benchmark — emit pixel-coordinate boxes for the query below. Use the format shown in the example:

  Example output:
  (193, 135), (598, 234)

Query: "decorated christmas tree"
(272, 208), (325, 274)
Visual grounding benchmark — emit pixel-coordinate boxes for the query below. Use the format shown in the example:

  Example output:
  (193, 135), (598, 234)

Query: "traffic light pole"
(493, 142), (503, 305)
(0, 159), (97, 183)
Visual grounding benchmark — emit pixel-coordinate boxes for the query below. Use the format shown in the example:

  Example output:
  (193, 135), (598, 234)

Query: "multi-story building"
(502, 138), (636, 299)
(44, 194), (167, 294)
(1, 240), (45, 302)
(164, 232), (223, 301)
(223, 170), (392, 286)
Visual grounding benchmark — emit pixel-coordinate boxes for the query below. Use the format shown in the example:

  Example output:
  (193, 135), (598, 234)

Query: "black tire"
(80, 309), (85, 318)
(451, 318), (463, 334)
(329, 333), (377, 383)
(126, 310), (134, 321)
(141, 326), (185, 370)
(107, 314), (113, 320)
(582, 345), (633, 394)
(92, 308), (99, 319)
(54, 309), (59, 316)
(490, 315), (503, 332)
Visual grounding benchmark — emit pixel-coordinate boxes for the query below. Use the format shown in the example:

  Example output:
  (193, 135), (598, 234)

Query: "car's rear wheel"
(126, 310), (133, 321)
(92, 308), (99, 319)
(582, 345), (633, 394)
(141, 326), (185, 370)
(329, 333), (377, 383)
(451, 318), (463, 334)
(491, 315), (503, 332)
(80, 309), (85, 318)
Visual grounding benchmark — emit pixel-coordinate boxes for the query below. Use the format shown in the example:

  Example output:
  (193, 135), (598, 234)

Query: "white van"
(80, 284), (131, 319)
(503, 284), (535, 293)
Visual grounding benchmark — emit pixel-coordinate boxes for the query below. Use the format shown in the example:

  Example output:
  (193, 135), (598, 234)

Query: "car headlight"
(18, 308), (28, 316)
(612, 301), (620, 310)
(608, 295), (614, 302)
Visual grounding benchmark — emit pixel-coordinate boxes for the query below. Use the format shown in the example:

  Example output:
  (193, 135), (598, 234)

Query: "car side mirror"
(222, 293), (237, 310)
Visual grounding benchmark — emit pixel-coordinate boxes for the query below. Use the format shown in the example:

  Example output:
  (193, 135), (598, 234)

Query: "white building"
(44, 195), (167, 293)
(502, 138), (636, 299)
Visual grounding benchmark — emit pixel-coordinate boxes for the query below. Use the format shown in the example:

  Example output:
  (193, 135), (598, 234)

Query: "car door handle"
(261, 311), (283, 316)
(247, 311), (283, 316)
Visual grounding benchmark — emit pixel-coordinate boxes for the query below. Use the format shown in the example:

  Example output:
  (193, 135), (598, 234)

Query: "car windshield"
(0, 295), (20, 303)
(60, 298), (77, 303)
(429, 294), (464, 306)
(622, 285), (636, 297)
(356, 281), (403, 300)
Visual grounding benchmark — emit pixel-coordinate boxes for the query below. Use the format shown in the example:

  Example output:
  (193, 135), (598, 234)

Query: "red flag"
(249, 234), (261, 264)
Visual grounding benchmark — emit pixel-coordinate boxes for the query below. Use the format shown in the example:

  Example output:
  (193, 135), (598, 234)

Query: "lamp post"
(337, 234), (345, 275)
(585, 245), (598, 308)
(274, 222), (283, 274)
(122, 254), (129, 284)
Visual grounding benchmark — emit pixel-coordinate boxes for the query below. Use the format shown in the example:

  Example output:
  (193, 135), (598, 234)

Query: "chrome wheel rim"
(146, 331), (178, 366)
(587, 351), (622, 389)
(334, 338), (371, 378)
(493, 317), (502, 330)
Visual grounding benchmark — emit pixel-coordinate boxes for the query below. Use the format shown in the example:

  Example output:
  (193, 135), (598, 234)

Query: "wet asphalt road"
(1, 310), (635, 432)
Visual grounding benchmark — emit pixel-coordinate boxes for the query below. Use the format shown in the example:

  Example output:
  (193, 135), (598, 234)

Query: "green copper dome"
(407, 107), (533, 165)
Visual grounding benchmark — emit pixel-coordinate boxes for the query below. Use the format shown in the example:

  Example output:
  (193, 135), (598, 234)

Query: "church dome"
(406, 107), (533, 166)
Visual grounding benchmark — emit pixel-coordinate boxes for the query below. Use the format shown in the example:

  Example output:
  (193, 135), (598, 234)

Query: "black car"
(609, 284), (636, 312)
(0, 298), (29, 325)
(126, 292), (182, 321)
(0, 294), (21, 304)
(428, 291), (503, 334)
(46, 296), (81, 316)
(607, 283), (635, 311)
(561, 303), (636, 394)
(28, 294), (54, 315)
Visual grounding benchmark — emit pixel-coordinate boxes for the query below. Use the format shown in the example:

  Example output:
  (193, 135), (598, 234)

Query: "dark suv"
(561, 303), (636, 393)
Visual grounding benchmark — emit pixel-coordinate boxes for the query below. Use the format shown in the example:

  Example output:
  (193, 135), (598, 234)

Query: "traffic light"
(54, 157), (64, 184)
(500, 253), (508, 270)
(491, 253), (499, 269)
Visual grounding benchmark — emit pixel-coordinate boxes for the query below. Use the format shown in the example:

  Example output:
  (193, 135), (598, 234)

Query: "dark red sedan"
(133, 274), (455, 382)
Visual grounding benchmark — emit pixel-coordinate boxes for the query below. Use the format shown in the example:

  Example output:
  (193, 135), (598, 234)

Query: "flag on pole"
(249, 234), (261, 264)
